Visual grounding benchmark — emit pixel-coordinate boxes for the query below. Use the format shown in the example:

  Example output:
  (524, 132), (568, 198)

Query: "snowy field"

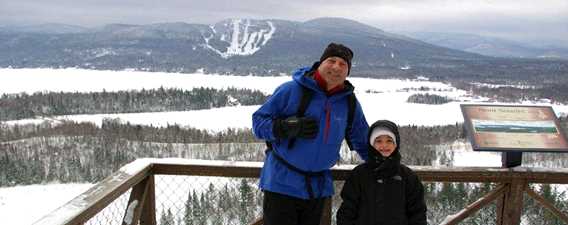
(0, 183), (92, 225)
(0, 150), (503, 225)
(3, 68), (568, 130)
(1, 68), (567, 224)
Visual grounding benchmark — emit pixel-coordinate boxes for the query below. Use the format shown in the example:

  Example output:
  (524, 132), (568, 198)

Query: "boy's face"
(372, 135), (396, 157)
(318, 56), (349, 90)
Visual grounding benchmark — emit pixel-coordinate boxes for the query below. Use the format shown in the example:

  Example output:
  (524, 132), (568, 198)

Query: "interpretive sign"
(461, 104), (568, 152)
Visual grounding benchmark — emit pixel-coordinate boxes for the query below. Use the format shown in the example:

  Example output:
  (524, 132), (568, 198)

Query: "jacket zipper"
(324, 100), (331, 143)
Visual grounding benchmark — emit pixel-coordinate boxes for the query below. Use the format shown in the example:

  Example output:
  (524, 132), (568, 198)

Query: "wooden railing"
(34, 158), (568, 225)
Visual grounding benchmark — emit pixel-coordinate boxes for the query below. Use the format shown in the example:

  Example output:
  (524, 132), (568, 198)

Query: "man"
(252, 42), (369, 225)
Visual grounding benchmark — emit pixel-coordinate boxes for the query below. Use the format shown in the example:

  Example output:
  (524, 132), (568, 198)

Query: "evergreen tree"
(159, 208), (175, 225)
(205, 183), (216, 213)
(524, 184), (567, 225)
(540, 184), (567, 225)
(184, 190), (193, 225)
(190, 191), (206, 225)
(198, 193), (207, 225)
(166, 209), (175, 225)
(238, 179), (255, 224)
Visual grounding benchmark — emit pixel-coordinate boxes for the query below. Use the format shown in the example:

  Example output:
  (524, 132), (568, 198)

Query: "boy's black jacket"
(336, 120), (427, 225)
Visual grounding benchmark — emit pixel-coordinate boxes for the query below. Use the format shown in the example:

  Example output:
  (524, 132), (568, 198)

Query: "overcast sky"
(1, 0), (567, 44)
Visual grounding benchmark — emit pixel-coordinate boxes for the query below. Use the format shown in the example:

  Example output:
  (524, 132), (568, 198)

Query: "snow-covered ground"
(3, 68), (567, 131)
(0, 183), (92, 225)
(1, 68), (567, 224)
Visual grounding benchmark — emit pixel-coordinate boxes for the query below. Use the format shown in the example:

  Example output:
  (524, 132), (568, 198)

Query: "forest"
(406, 93), (451, 105)
(1, 87), (568, 224)
(452, 81), (568, 104)
(1, 117), (567, 224)
(0, 87), (268, 121)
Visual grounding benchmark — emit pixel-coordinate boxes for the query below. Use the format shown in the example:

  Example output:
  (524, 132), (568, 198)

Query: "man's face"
(317, 56), (349, 90)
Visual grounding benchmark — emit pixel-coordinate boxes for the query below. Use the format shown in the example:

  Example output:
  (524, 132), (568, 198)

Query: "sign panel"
(461, 104), (568, 152)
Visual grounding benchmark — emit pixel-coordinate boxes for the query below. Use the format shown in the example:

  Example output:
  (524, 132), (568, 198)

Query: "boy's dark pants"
(263, 191), (327, 225)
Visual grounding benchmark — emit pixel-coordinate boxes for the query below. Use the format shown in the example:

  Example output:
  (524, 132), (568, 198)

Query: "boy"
(337, 120), (427, 225)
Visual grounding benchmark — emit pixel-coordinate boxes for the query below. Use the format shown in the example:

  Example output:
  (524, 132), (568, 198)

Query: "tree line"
(157, 179), (568, 225)
(406, 93), (451, 105)
(453, 81), (568, 104)
(157, 172), (568, 225)
(0, 119), (467, 187)
(0, 119), (261, 186)
(0, 118), (257, 144)
(2, 117), (567, 187)
(163, 179), (262, 225)
(2, 118), (568, 224)
(0, 87), (268, 121)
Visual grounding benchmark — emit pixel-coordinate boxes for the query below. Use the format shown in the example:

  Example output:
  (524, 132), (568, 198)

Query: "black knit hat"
(319, 42), (354, 75)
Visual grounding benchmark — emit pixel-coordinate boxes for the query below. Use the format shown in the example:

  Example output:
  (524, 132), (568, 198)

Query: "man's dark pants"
(263, 191), (327, 225)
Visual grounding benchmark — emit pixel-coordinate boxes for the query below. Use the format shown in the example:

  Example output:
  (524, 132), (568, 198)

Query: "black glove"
(273, 116), (318, 139)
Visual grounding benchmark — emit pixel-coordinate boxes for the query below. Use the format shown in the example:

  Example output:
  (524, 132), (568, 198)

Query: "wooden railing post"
(498, 179), (527, 225)
(496, 190), (504, 225)
(319, 197), (332, 225)
(140, 175), (156, 225)
(122, 175), (156, 225)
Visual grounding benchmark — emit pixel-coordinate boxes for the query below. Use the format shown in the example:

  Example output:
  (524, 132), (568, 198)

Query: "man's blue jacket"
(252, 65), (369, 199)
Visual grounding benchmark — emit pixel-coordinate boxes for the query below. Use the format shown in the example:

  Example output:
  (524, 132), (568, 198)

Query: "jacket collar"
(292, 62), (354, 97)
(314, 70), (345, 95)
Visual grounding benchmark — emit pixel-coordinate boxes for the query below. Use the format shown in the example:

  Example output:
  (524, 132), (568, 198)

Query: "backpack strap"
(263, 90), (358, 199)
(344, 93), (357, 150)
(266, 87), (357, 151)
(269, 150), (326, 199)
(287, 85), (314, 149)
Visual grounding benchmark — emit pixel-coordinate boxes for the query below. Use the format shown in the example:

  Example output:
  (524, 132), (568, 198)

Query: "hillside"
(2, 18), (568, 84)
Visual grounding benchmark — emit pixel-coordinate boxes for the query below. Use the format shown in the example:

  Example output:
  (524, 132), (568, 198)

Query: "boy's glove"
(273, 116), (318, 139)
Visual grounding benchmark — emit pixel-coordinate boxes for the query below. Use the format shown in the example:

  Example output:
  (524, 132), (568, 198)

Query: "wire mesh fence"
(85, 189), (132, 225)
(64, 160), (568, 225)
(85, 175), (263, 225)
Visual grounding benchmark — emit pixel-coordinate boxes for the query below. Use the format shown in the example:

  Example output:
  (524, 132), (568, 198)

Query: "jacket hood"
(368, 120), (401, 154)
(367, 120), (401, 178)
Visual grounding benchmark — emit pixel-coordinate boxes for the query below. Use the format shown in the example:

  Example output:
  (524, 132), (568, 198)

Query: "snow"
(0, 183), (92, 225)
(1, 68), (568, 224)
(151, 158), (264, 168)
(0, 68), (288, 95)
(6, 105), (261, 131)
(453, 148), (503, 167)
(204, 19), (275, 58)
(119, 158), (263, 176)
(91, 48), (117, 58)
(0, 159), (266, 225)
(123, 200), (138, 225)
(472, 82), (534, 89)
(119, 158), (153, 175)
(5, 68), (567, 131)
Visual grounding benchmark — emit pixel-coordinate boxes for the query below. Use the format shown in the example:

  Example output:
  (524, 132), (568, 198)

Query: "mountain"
(400, 31), (568, 59)
(1, 18), (567, 84)
(3, 23), (88, 34)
